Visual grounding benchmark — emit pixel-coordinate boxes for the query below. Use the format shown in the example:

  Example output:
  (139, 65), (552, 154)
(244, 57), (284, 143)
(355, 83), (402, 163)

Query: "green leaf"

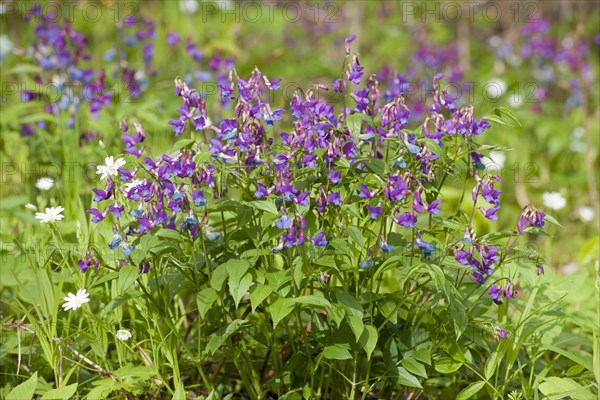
(335, 290), (363, 318)
(434, 357), (463, 374)
(0, 196), (28, 210)
(196, 288), (218, 318)
(347, 226), (364, 249)
(247, 200), (278, 215)
(364, 158), (387, 175)
(543, 214), (564, 228)
(348, 314), (365, 343)
(456, 381), (485, 400)
(269, 297), (295, 327)
(41, 383), (78, 400)
(169, 138), (196, 153)
(103, 292), (142, 313)
(113, 366), (154, 378)
(402, 357), (427, 378)
(359, 325), (378, 360)
(450, 302), (467, 339)
(210, 262), (229, 291)
(346, 113), (363, 141)
(6, 372), (38, 400)
(85, 379), (115, 400)
(538, 377), (596, 400)
(118, 265), (138, 293)
(155, 229), (185, 242)
(484, 107), (522, 128)
(322, 344), (352, 360)
(225, 259), (252, 284)
(292, 295), (331, 309)
(250, 284), (272, 311)
(396, 367), (422, 388)
(229, 273), (253, 308)
(206, 319), (248, 355)
(485, 352), (499, 380)
(6, 64), (43, 74)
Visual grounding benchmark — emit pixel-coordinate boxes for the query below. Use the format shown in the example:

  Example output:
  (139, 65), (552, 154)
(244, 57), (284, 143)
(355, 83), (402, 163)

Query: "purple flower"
(328, 170), (342, 184)
(276, 214), (292, 229)
(108, 234), (122, 250)
(536, 264), (545, 275)
(77, 251), (99, 272)
(488, 285), (505, 305)
(109, 204), (124, 218)
(311, 231), (327, 246)
(345, 34), (357, 54)
(327, 192), (342, 206)
(295, 191), (311, 207)
(167, 31), (180, 45)
(482, 182), (502, 205)
(380, 236), (394, 253)
(192, 189), (206, 206)
(415, 238), (436, 256)
(496, 326), (507, 340)
(426, 199), (441, 215)
(168, 119), (185, 136)
(358, 258), (373, 269)
(481, 206), (500, 221)
(87, 208), (106, 224)
(394, 212), (417, 228)
(255, 183), (270, 199)
(122, 243), (135, 257)
(454, 249), (471, 265)
(358, 184), (375, 199)
(366, 203), (382, 220)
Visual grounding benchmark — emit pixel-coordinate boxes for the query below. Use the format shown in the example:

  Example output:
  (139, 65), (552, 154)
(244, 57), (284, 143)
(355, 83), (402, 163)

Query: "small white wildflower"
(116, 329), (132, 341)
(35, 177), (54, 190)
(25, 203), (37, 210)
(96, 156), (126, 180)
(485, 78), (507, 100)
(542, 192), (566, 211)
(125, 179), (145, 191)
(35, 206), (65, 223)
(0, 34), (13, 56)
(482, 151), (506, 171)
(62, 289), (90, 311)
(507, 93), (523, 108)
(577, 206), (595, 222)
(179, 0), (199, 13)
(570, 127), (586, 153)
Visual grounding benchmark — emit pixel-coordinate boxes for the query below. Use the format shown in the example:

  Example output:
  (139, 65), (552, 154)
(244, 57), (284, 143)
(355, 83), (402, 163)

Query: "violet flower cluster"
(84, 35), (547, 308)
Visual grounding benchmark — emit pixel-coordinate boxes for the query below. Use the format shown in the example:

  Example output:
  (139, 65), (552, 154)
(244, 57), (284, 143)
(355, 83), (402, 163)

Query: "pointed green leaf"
(41, 383), (78, 400)
(269, 297), (295, 327)
(456, 381), (485, 400)
(359, 325), (378, 359)
(196, 288), (218, 318)
(6, 372), (38, 400)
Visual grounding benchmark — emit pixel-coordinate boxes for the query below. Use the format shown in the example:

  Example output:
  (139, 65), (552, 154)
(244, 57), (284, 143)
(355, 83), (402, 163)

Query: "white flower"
(0, 34), (13, 56)
(25, 203), (37, 210)
(35, 177), (54, 190)
(125, 179), (144, 191)
(62, 289), (90, 311)
(35, 206), (65, 223)
(570, 127), (585, 153)
(179, 0), (199, 13)
(485, 78), (507, 100)
(542, 192), (566, 211)
(577, 206), (595, 222)
(507, 93), (523, 108)
(116, 329), (132, 341)
(96, 156), (126, 180)
(482, 151), (506, 170)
